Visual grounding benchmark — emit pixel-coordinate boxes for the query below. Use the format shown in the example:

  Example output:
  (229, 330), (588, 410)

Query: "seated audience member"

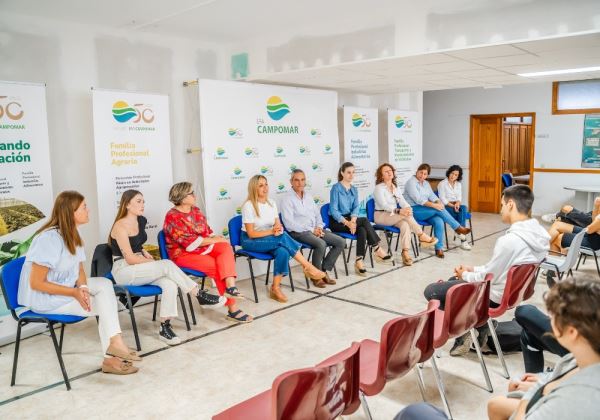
(110, 190), (227, 346)
(280, 169), (344, 287)
(240, 175), (326, 303)
(18, 191), (140, 374)
(487, 278), (600, 420)
(423, 185), (550, 356)
(540, 197), (599, 227)
(437, 164), (472, 250)
(403, 163), (471, 258)
(163, 182), (253, 323)
(548, 199), (600, 254)
(329, 162), (393, 276)
(515, 304), (569, 373)
(373, 163), (437, 266)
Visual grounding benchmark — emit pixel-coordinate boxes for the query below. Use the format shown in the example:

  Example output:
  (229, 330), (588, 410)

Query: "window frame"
(552, 80), (600, 115)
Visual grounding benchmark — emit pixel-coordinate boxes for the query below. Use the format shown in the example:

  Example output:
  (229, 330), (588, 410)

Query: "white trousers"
(35, 277), (121, 356)
(111, 259), (197, 319)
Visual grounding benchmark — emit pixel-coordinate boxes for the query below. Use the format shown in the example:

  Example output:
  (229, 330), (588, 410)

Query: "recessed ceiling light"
(518, 66), (600, 77)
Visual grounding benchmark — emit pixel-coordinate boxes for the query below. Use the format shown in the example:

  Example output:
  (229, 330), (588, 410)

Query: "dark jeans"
(423, 277), (500, 311)
(557, 208), (592, 228)
(394, 403), (448, 420)
(329, 215), (380, 258)
(515, 304), (569, 373)
(289, 230), (345, 271)
(445, 204), (468, 227)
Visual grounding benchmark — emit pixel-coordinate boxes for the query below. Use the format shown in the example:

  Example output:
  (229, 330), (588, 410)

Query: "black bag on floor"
(487, 318), (522, 354)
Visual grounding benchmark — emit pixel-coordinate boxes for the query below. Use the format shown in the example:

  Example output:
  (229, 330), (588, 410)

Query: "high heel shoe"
(269, 286), (288, 303)
(303, 266), (326, 281)
(354, 261), (367, 277)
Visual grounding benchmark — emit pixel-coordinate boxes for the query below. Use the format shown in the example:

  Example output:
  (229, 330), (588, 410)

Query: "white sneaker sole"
(159, 335), (182, 346)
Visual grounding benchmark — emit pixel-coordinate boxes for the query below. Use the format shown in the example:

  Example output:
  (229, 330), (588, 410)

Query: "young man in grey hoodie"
(423, 184), (550, 356)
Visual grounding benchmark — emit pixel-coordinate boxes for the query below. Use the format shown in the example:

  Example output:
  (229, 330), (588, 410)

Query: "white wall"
(423, 82), (594, 214)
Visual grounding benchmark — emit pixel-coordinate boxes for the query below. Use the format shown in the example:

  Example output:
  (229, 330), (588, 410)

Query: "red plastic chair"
(430, 275), (493, 419)
(346, 300), (439, 420)
(488, 263), (540, 379)
(213, 342), (361, 420)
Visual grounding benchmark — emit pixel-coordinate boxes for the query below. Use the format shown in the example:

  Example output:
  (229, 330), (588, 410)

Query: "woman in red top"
(163, 182), (252, 323)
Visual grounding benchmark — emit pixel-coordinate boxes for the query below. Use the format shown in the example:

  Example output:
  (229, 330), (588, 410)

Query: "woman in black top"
(110, 190), (225, 346)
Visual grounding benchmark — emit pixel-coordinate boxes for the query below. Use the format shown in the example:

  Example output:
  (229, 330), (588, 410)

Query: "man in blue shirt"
(280, 169), (345, 286)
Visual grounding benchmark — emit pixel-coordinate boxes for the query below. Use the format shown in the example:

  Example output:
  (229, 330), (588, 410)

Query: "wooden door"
(470, 116), (502, 212)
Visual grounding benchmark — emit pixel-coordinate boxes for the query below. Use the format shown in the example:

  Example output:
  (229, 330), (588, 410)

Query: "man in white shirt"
(423, 184), (550, 356)
(280, 169), (345, 286)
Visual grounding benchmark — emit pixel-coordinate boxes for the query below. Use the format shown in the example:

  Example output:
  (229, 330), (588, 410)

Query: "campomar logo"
(222, 227), (229, 238)
(276, 182), (287, 194)
(217, 187), (231, 201)
(310, 128), (322, 137)
(233, 167), (242, 175)
(351, 113), (371, 128)
(274, 145), (286, 158)
(214, 147), (228, 160)
(311, 162), (323, 172)
(313, 196), (324, 205)
(244, 147), (259, 158)
(0, 96), (25, 129)
(231, 166), (245, 180)
(288, 163), (298, 174)
(323, 144), (333, 155)
(235, 207), (242, 215)
(228, 128), (243, 138)
(112, 101), (155, 126)
(266, 96), (290, 121)
(395, 116), (412, 129)
(299, 145), (311, 155)
(325, 177), (333, 188)
(260, 165), (273, 175)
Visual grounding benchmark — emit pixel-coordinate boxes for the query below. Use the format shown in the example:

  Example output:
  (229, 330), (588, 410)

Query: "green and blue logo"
(395, 115), (412, 129)
(228, 128), (243, 137)
(112, 101), (137, 123)
(310, 128), (322, 137)
(222, 228), (229, 237)
(266, 96), (290, 121)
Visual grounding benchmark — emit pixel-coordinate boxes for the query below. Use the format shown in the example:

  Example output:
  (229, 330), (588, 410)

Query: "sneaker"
(541, 213), (557, 224)
(159, 320), (181, 346)
(450, 331), (475, 356)
(196, 290), (227, 307)
(461, 240), (472, 250)
(476, 323), (491, 349)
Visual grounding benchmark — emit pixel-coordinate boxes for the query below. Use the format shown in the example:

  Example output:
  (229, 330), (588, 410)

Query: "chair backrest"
(90, 243), (113, 277)
(439, 275), (492, 342)
(561, 228), (587, 270)
(366, 198), (375, 223)
(320, 204), (330, 229)
(502, 173), (513, 188)
(228, 215), (243, 248)
(272, 342), (361, 419)
(369, 300), (439, 393)
(491, 263), (540, 317)
(0, 256), (26, 313)
(157, 230), (169, 260)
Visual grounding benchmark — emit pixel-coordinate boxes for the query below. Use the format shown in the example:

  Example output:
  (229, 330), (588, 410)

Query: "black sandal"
(225, 286), (244, 299)
(226, 309), (253, 323)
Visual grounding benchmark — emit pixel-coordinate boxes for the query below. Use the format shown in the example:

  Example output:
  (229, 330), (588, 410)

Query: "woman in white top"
(373, 163), (438, 265)
(18, 191), (140, 375)
(437, 164), (472, 250)
(240, 175), (326, 303)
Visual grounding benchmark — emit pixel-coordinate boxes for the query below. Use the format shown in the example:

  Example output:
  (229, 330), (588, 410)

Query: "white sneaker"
(461, 240), (472, 250)
(541, 213), (557, 224)
(457, 233), (466, 242)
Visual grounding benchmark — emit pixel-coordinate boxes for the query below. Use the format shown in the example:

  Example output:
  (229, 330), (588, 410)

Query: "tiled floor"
(0, 213), (598, 419)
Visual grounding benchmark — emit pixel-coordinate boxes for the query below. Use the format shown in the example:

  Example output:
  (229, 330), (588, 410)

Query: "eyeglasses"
(186, 191), (195, 196)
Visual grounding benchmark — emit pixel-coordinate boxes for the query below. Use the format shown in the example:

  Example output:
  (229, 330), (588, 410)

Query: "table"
(563, 185), (600, 211)
(512, 174), (530, 184)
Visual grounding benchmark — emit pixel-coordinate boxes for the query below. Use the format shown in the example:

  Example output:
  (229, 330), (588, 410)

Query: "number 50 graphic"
(0, 96), (24, 120)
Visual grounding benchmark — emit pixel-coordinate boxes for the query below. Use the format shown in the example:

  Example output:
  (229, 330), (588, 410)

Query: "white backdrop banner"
(92, 89), (173, 247)
(343, 106), (378, 215)
(198, 79), (340, 244)
(0, 81), (53, 344)
(388, 110), (421, 189)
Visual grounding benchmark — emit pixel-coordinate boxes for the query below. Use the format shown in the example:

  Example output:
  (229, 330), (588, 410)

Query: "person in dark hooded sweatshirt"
(423, 184), (550, 356)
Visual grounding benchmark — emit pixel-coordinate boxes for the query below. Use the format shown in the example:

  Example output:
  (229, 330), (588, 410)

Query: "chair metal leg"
(126, 292), (142, 351)
(187, 293), (197, 325)
(265, 260), (272, 286)
(347, 240), (353, 263)
(201, 276), (206, 291)
(178, 289), (191, 331)
(48, 321), (71, 390)
(289, 263), (295, 291)
(594, 254), (600, 277)
(359, 391), (373, 420)
(152, 295), (158, 321)
(247, 259), (259, 303)
(471, 328), (493, 392)
(488, 318), (510, 379)
(10, 320), (23, 386)
(414, 365), (427, 401)
(59, 323), (66, 354)
(469, 218), (474, 245)
(444, 223), (449, 250)
(368, 246), (374, 268)
(576, 253), (583, 270)
(430, 356), (452, 419)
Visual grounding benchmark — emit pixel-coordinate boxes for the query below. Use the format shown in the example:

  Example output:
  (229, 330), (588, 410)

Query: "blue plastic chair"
(158, 230), (207, 325)
(228, 215), (294, 303)
(502, 173), (514, 188)
(320, 203), (373, 276)
(366, 198), (417, 260)
(0, 257), (86, 390)
(91, 244), (190, 351)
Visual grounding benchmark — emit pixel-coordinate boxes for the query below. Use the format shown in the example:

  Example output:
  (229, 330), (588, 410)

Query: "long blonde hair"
(36, 190), (84, 255)
(244, 175), (271, 217)
(108, 189), (142, 245)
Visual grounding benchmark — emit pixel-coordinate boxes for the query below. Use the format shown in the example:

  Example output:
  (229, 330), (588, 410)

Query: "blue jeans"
(240, 232), (301, 277)
(412, 206), (460, 250)
(445, 205), (468, 227)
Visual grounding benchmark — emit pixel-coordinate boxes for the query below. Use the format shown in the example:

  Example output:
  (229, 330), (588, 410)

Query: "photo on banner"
(197, 80), (340, 276)
(387, 109), (421, 190)
(92, 89), (173, 257)
(343, 106), (378, 216)
(582, 114), (600, 168)
(0, 81), (53, 345)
